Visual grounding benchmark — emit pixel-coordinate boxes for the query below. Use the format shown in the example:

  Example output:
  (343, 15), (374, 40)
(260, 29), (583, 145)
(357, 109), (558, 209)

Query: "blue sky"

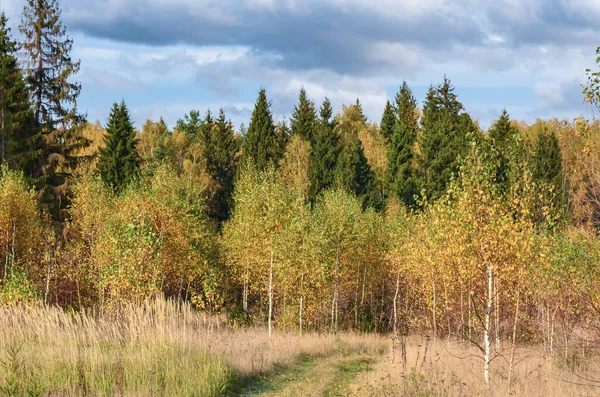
(2, 0), (599, 130)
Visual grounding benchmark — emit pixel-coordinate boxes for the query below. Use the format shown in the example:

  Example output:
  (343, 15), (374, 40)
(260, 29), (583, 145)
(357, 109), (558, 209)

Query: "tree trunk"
(393, 271), (400, 333)
(494, 276), (501, 353)
(299, 273), (304, 335)
(508, 291), (520, 393)
(484, 261), (493, 390)
(268, 250), (274, 338)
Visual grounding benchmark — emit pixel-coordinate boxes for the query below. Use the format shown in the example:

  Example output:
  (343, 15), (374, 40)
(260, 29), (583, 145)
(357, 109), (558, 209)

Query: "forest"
(2, 0), (600, 396)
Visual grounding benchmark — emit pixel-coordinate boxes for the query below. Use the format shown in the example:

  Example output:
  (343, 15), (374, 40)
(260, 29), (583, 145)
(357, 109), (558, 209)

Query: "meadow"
(1, 299), (598, 396)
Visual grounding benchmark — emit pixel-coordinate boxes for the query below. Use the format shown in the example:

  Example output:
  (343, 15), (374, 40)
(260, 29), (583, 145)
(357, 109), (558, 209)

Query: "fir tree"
(487, 110), (517, 187)
(385, 82), (418, 208)
(175, 110), (203, 143)
(205, 109), (240, 223)
(290, 88), (317, 144)
(241, 88), (282, 171)
(417, 77), (474, 202)
(334, 135), (378, 209)
(334, 102), (379, 209)
(20, 0), (85, 219)
(0, 13), (40, 175)
(380, 99), (396, 142)
(98, 101), (140, 192)
(531, 127), (563, 196)
(308, 98), (339, 202)
(20, 0), (81, 130)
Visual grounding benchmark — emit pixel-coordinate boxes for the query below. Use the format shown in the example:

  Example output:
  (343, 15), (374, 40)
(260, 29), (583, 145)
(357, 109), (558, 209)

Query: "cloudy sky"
(2, 0), (599, 130)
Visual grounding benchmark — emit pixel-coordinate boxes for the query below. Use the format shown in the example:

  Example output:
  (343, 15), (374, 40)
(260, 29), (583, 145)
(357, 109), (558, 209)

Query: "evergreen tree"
(488, 109), (515, 145)
(487, 109), (517, 187)
(98, 101), (140, 192)
(20, 0), (86, 219)
(0, 13), (40, 175)
(242, 88), (282, 171)
(417, 77), (474, 202)
(334, 135), (378, 209)
(380, 99), (396, 142)
(205, 109), (240, 223)
(290, 88), (317, 144)
(20, 0), (81, 131)
(175, 110), (203, 143)
(385, 82), (418, 208)
(308, 98), (339, 202)
(531, 127), (563, 200)
(334, 103), (379, 209)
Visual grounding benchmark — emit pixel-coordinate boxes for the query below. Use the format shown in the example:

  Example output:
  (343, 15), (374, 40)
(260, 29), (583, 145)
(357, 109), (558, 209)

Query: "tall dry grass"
(0, 299), (387, 396)
(351, 335), (600, 396)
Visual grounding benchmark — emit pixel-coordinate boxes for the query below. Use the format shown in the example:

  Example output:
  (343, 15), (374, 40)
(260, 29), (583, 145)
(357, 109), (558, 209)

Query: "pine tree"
(242, 88), (282, 171)
(205, 109), (240, 223)
(380, 99), (396, 142)
(385, 82), (418, 208)
(0, 13), (40, 175)
(175, 110), (203, 143)
(98, 101), (140, 192)
(290, 88), (317, 144)
(308, 98), (339, 202)
(417, 77), (474, 202)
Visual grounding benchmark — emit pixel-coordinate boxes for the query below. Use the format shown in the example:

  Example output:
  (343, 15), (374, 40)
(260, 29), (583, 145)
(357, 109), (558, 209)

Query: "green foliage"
(241, 88), (283, 171)
(380, 99), (396, 142)
(417, 77), (475, 203)
(308, 98), (339, 203)
(98, 101), (140, 192)
(334, 104), (380, 209)
(385, 82), (419, 208)
(290, 88), (317, 144)
(0, 13), (40, 176)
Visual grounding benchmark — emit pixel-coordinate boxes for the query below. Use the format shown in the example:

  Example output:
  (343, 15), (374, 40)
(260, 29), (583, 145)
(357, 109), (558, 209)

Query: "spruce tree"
(205, 109), (240, 223)
(0, 13), (40, 175)
(531, 127), (563, 196)
(334, 103), (379, 209)
(385, 82), (418, 208)
(487, 109), (517, 187)
(308, 98), (339, 202)
(20, 0), (81, 131)
(417, 77), (474, 202)
(241, 88), (281, 171)
(20, 0), (85, 219)
(380, 99), (396, 142)
(98, 101), (140, 192)
(290, 88), (317, 144)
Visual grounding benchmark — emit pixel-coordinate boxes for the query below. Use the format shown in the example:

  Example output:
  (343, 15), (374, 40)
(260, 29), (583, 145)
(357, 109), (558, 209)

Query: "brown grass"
(350, 336), (600, 396)
(0, 299), (387, 396)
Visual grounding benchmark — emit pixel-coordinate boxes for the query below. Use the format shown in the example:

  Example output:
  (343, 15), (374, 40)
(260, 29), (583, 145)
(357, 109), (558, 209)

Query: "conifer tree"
(487, 110), (517, 187)
(20, 0), (81, 131)
(175, 110), (203, 143)
(241, 88), (281, 171)
(308, 98), (339, 202)
(380, 99), (396, 142)
(290, 88), (317, 144)
(98, 101), (140, 192)
(0, 13), (39, 175)
(20, 0), (86, 219)
(417, 77), (474, 202)
(385, 82), (418, 208)
(205, 109), (240, 223)
(334, 103), (379, 208)
(531, 127), (564, 208)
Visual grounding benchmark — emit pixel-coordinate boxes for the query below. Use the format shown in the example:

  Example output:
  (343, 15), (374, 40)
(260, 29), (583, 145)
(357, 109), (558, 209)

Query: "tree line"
(3, 0), (600, 388)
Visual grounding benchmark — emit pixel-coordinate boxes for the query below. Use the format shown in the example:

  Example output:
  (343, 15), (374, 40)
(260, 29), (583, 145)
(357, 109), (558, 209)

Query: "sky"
(2, 0), (599, 130)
